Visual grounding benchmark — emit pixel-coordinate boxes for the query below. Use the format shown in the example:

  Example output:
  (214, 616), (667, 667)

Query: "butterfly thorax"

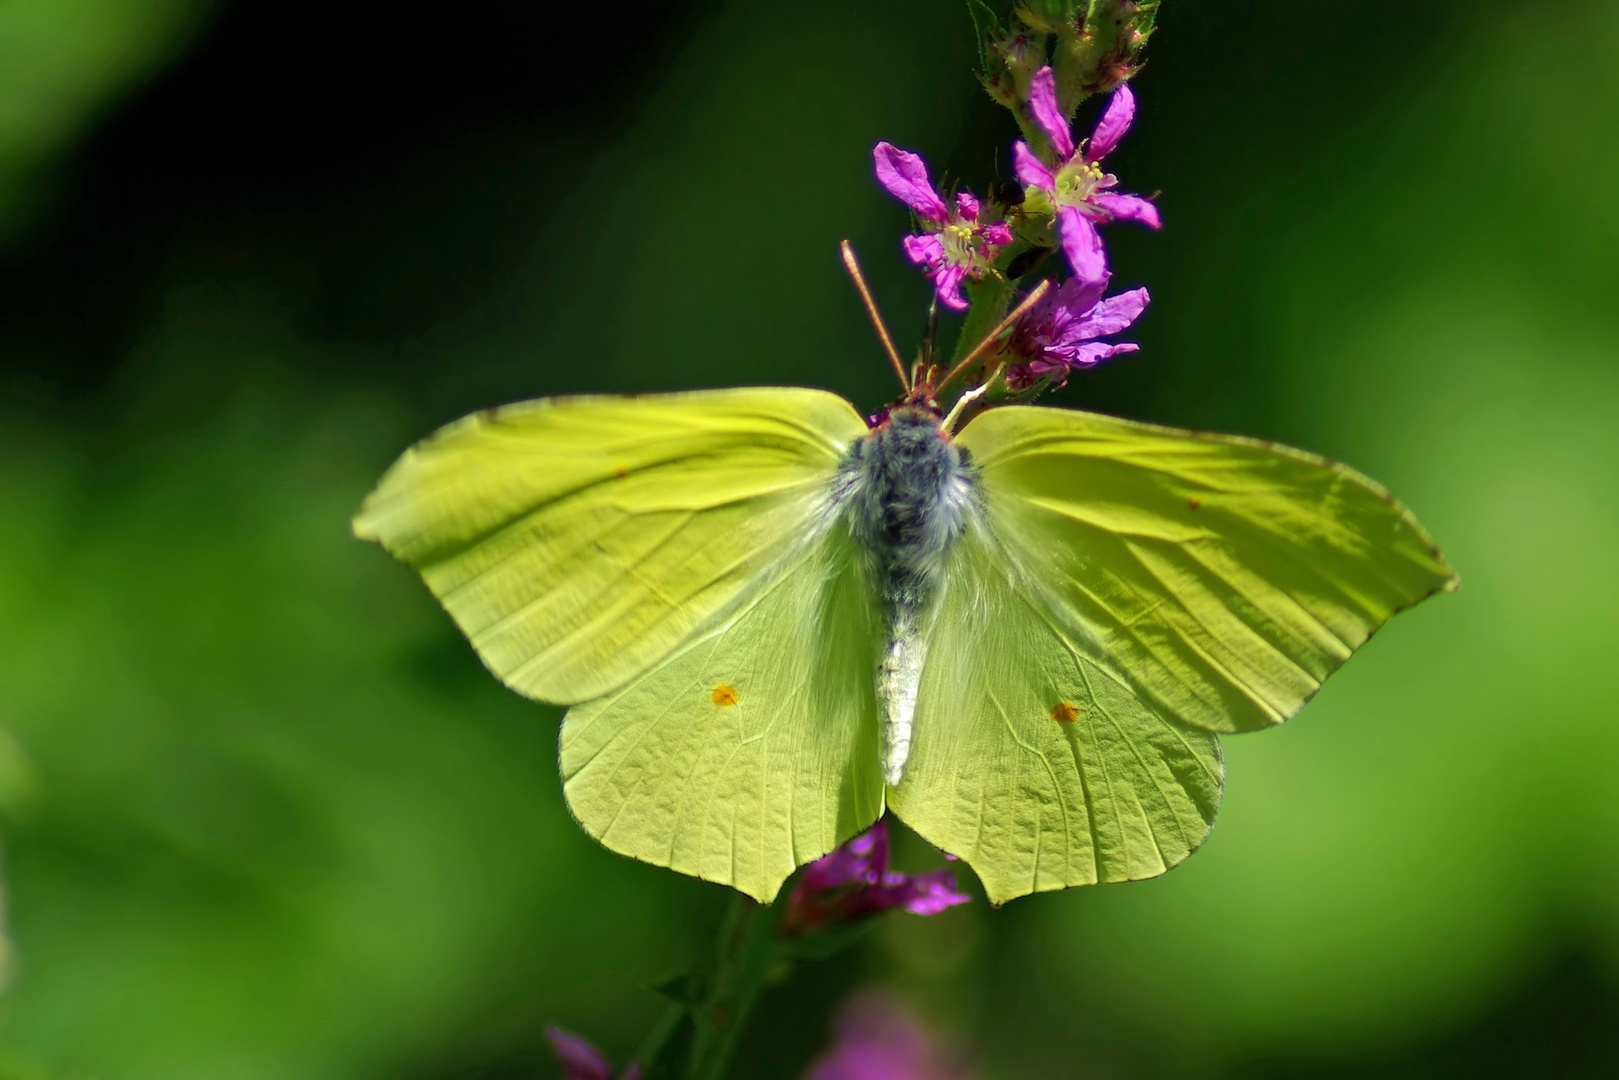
(839, 407), (977, 786)
(841, 408), (976, 606)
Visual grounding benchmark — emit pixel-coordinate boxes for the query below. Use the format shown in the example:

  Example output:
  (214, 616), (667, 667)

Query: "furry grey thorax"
(837, 408), (977, 785)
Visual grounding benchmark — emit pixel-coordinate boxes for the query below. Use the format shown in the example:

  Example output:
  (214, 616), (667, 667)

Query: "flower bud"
(971, 2), (1047, 107)
(996, 25), (1047, 102)
(1053, 0), (1158, 103)
(1013, 0), (1085, 35)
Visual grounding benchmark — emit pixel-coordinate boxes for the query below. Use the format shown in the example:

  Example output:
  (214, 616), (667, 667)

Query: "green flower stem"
(949, 272), (1016, 368)
(685, 892), (790, 1080)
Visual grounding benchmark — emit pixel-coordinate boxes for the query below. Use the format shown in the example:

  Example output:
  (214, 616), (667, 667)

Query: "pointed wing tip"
(350, 510), (377, 543)
(349, 478), (394, 543)
(350, 496), (397, 547)
(564, 788), (795, 904)
(738, 880), (783, 905)
(979, 862), (1199, 906)
(967, 812), (1218, 905)
(1434, 554), (1461, 592)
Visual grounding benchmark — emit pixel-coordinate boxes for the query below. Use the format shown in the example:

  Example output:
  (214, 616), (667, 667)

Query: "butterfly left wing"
(952, 406), (1458, 736)
(355, 387), (883, 901)
(560, 524), (885, 903)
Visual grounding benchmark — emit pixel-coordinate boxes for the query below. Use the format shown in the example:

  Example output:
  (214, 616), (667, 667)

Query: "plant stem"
(686, 892), (789, 1080)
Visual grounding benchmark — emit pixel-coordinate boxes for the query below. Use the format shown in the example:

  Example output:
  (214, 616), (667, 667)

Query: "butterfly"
(352, 259), (1456, 906)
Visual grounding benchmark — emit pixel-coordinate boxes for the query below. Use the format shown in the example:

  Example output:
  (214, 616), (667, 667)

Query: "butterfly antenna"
(935, 279), (1051, 394)
(924, 296), (940, 369)
(840, 240), (910, 392)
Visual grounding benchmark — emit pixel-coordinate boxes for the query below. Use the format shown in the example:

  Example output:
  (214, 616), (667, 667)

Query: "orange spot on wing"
(711, 684), (739, 707)
(1050, 701), (1079, 723)
(613, 465), (629, 479)
(1188, 498), (1202, 510)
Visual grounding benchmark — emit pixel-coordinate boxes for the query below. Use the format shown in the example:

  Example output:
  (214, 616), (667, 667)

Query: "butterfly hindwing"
(890, 526), (1223, 904)
(954, 406), (1458, 736)
(560, 528), (885, 902)
(352, 388), (869, 704)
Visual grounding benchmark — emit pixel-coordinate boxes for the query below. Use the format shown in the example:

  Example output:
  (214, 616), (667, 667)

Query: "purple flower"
(782, 822), (969, 937)
(1014, 66), (1161, 283)
(874, 142), (1014, 311)
(805, 991), (971, 1080)
(1005, 274), (1150, 389)
(544, 1026), (642, 1080)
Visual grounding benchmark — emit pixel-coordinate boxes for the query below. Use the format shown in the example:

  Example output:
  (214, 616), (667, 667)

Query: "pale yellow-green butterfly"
(353, 262), (1455, 906)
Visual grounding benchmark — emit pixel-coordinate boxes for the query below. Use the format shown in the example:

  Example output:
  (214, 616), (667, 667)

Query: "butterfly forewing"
(955, 406), (1458, 736)
(353, 388), (869, 704)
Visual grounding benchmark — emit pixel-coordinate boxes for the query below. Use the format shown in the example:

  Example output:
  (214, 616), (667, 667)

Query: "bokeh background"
(1, 0), (1616, 1076)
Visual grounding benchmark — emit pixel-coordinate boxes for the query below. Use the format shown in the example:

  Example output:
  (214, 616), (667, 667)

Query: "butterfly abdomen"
(839, 408), (977, 786)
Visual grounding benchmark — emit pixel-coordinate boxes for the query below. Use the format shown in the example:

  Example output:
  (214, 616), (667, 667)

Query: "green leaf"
(650, 972), (706, 1009)
(966, 0), (1004, 71)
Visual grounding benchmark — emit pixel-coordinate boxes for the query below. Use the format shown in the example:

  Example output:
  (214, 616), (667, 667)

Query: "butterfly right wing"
(560, 524), (885, 903)
(352, 387), (869, 704)
(888, 525), (1223, 905)
(893, 404), (1455, 904)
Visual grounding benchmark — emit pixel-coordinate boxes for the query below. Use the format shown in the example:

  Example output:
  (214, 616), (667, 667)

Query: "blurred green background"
(0, 0), (1615, 1076)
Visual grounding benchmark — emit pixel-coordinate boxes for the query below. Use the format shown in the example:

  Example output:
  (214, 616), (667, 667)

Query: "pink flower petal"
(802, 822), (889, 891)
(1012, 141), (1055, 191)
(545, 1027), (615, 1080)
(1088, 84), (1136, 161)
(807, 993), (966, 1080)
(932, 264), (969, 310)
(1057, 205), (1108, 284)
(1090, 191), (1162, 229)
(898, 870), (971, 916)
(1072, 286), (1150, 337)
(1026, 66), (1075, 160)
(1053, 274), (1108, 315)
(902, 233), (945, 267)
(873, 142), (949, 221)
(1069, 341), (1140, 367)
(982, 221), (1014, 247)
(954, 190), (980, 220)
